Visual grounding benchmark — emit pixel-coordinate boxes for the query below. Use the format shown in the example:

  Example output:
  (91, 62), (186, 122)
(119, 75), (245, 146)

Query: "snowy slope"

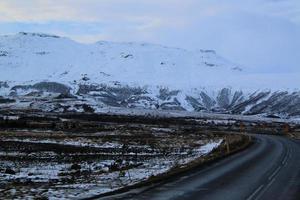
(0, 32), (300, 118)
(0, 32), (243, 88)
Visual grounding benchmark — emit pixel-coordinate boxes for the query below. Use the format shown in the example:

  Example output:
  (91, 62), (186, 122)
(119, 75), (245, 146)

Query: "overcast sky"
(0, 0), (299, 73)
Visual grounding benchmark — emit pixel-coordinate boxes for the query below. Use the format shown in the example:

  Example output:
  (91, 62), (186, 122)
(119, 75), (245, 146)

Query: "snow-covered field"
(0, 128), (222, 199)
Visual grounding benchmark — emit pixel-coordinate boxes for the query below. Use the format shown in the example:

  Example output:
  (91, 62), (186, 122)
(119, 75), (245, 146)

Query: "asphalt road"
(106, 135), (300, 200)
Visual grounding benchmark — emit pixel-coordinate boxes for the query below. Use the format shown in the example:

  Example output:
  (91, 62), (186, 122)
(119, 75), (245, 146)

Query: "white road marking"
(254, 178), (277, 200)
(246, 185), (264, 200)
(266, 178), (276, 188)
(268, 166), (281, 180)
(282, 155), (288, 165)
(254, 146), (290, 200)
(282, 148), (292, 165)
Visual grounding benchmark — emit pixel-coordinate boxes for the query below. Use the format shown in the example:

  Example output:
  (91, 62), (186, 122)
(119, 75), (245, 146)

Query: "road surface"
(104, 135), (300, 200)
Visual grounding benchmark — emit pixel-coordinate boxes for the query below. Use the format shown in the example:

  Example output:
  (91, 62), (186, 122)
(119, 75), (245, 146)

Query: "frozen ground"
(0, 128), (222, 199)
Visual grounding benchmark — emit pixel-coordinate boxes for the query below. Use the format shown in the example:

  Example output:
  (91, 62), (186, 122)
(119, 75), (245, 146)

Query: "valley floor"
(0, 110), (297, 199)
(0, 117), (229, 199)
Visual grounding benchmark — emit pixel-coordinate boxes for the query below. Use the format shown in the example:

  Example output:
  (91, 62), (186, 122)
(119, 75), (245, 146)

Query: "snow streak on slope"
(0, 32), (300, 118)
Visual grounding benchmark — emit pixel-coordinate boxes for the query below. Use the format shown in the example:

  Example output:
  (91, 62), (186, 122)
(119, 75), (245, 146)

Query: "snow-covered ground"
(0, 141), (221, 199)
(0, 129), (223, 200)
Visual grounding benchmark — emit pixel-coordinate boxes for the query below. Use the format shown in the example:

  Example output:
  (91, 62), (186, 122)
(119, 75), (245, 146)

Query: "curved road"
(104, 135), (300, 200)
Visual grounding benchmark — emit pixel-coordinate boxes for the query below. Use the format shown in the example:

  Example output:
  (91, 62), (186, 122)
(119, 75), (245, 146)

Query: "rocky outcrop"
(2, 82), (300, 118)
(11, 82), (71, 95)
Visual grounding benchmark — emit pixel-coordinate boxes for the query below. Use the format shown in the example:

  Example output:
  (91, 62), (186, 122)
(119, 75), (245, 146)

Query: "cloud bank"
(0, 0), (299, 73)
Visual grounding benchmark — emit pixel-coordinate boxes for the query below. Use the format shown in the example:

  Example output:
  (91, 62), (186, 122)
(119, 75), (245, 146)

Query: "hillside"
(0, 32), (299, 118)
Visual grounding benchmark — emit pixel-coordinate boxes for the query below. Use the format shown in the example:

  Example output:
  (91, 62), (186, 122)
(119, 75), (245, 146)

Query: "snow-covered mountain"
(0, 32), (300, 118)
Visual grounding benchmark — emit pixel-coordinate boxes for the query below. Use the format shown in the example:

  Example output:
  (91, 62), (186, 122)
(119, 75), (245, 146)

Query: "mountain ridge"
(0, 32), (299, 118)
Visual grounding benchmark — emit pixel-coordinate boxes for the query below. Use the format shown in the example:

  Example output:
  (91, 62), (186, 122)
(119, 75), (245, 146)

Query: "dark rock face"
(75, 85), (300, 117)
(11, 85), (32, 91)
(0, 81), (9, 88)
(2, 81), (300, 118)
(77, 84), (151, 108)
(185, 96), (206, 111)
(200, 92), (216, 109)
(19, 32), (60, 38)
(217, 88), (231, 109)
(0, 97), (15, 104)
(11, 82), (71, 95)
(4, 168), (16, 175)
(157, 88), (180, 101)
(33, 82), (71, 94)
(0, 51), (8, 56)
(160, 98), (185, 111)
(230, 91), (244, 108)
(184, 88), (300, 117)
